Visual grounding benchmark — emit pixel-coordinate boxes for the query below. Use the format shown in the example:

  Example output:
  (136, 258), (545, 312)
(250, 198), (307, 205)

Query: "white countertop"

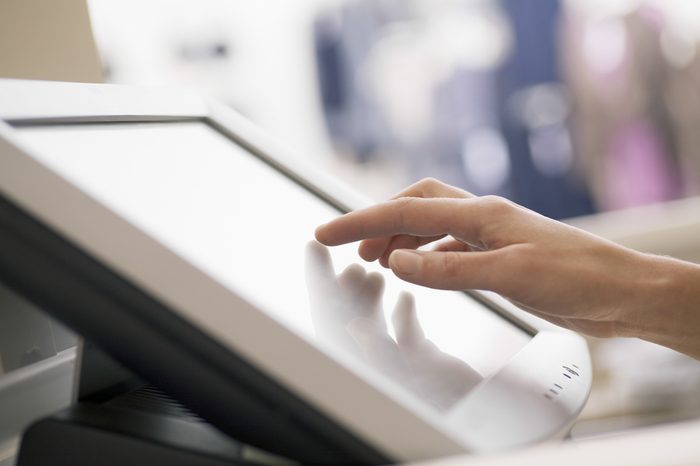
(407, 418), (700, 466)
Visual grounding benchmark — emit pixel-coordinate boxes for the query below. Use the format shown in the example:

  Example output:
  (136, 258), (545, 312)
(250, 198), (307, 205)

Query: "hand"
(304, 241), (482, 409)
(315, 178), (700, 358)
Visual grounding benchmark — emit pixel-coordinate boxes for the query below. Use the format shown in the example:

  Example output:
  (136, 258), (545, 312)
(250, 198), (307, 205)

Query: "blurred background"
(4, 0), (700, 454)
(88, 0), (700, 217)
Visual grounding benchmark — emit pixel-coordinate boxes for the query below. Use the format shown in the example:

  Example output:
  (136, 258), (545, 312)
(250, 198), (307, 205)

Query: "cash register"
(0, 79), (591, 465)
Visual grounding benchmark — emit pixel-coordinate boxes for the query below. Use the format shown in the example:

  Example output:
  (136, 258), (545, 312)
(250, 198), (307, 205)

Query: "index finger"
(352, 179), (474, 261)
(315, 197), (482, 246)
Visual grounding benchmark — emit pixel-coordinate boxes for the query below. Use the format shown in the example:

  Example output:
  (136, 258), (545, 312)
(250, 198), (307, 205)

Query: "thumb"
(388, 249), (500, 291)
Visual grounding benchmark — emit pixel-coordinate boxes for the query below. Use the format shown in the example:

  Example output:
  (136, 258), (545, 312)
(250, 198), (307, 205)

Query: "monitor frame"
(0, 79), (591, 464)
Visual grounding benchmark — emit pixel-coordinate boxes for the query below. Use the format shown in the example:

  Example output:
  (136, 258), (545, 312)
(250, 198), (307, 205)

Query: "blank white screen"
(16, 121), (530, 413)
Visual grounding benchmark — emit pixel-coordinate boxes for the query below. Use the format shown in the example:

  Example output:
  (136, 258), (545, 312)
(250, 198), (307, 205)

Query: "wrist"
(619, 252), (700, 358)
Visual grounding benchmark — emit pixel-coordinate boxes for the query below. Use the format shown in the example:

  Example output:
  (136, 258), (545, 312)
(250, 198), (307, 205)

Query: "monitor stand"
(16, 343), (272, 466)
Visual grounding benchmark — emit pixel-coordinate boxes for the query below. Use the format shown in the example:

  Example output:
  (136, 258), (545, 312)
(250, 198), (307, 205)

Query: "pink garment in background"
(603, 120), (682, 210)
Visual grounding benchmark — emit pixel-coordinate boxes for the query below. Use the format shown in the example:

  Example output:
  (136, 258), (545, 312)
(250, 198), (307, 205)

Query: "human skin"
(315, 178), (700, 360)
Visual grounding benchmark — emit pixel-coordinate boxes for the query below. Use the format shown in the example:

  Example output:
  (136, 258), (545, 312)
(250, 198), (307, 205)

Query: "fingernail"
(390, 250), (421, 275)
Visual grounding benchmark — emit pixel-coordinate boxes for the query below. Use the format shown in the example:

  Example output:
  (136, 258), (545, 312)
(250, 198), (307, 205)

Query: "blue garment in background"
(496, 0), (594, 218)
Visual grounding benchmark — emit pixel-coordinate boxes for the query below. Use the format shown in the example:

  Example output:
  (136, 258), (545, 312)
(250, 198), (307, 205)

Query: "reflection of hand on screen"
(348, 293), (483, 411)
(305, 240), (386, 358)
(305, 241), (482, 411)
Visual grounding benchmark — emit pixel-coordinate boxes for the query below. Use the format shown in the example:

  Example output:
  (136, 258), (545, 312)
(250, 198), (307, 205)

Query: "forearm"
(620, 253), (700, 359)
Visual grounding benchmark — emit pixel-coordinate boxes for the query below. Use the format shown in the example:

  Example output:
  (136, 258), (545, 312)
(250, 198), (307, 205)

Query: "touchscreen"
(16, 121), (531, 412)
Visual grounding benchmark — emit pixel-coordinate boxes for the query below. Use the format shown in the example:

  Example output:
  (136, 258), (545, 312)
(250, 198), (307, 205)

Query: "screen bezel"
(0, 79), (591, 463)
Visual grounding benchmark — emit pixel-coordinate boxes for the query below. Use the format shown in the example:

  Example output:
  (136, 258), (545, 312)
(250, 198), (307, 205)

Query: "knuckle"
(478, 195), (516, 217)
(422, 176), (441, 188)
(440, 251), (463, 276)
(394, 197), (415, 209)
(416, 177), (443, 196)
(393, 197), (418, 228)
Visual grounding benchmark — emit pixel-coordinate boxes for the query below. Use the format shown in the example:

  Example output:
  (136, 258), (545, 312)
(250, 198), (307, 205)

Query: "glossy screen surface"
(16, 121), (531, 412)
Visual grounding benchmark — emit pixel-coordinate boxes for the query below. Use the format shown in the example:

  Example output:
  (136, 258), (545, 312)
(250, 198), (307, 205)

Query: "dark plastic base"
(17, 392), (258, 466)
